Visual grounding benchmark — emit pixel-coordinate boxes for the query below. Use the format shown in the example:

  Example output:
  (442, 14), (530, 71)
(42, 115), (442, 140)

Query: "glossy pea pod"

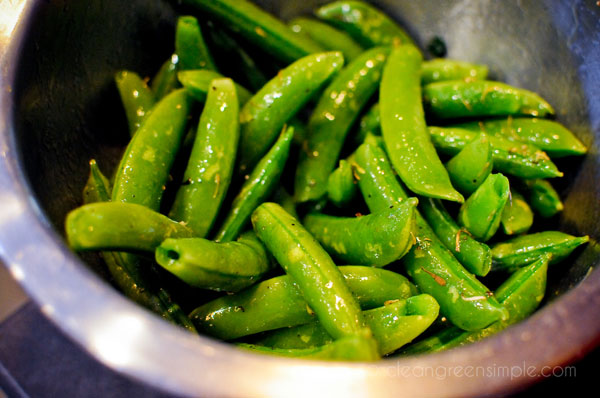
(181, 0), (323, 64)
(428, 126), (563, 179)
(112, 88), (192, 210)
(289, 17), (364, 62)
(294, 46), (389, 202)
(457, 173), (511, 242)
(190, 266), (417, 340)
(420, 59), (489, 85)
(175, 16), (216, 71)
(251, 203), (379, 358)
(303, 198), (417, 267)
(213, 127), (294, 243)
(238, 52), (344, 174)
(519, 178), (564, 218)
(354, 142), (508, 331)
(115, 71), (156, 136)
(419, 197), (492, 277)
(423, 80), (555, 119)
(151, 55), (180, 100)
(445, 134), (493, 196)
(315, 1), (417, 48)
(380, 45), (463, 203)
(402, 253), (550, 355)
(252, 294), (439, 356)
(501, 189), (534, 235)
(491, 231), (590, 272)
(169, 78), (239, 238)
(177, 70), (253, 106)
(327, 159), (358, 207)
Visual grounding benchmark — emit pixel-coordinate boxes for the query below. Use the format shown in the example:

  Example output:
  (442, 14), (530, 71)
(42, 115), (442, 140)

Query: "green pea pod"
(175, 16), (216, 71)
(355, 102), (381, 144)
(457, 173), (511, 242)
(501, 189), (534, 235)
(190, 266), (416, 340)
(445, 134), (493, 196)
(454, 117), (587, 158)
(380, 45), (463, 203)
(520, 178), (564, 218)
(181, 0), (323, 64)
(238, 52), (344, 174)
(420, 59), (489, 85)
(112, 88), (192, 210)
(254, 294), (439, 356)
(115, 71), (155, 136)
(295, 46), (389, 202)
(151, 55), (180, 100)
(289, 17), (364, 62)
(177, 70), (252, 105)
(402, 254), (550, 355)
(491, 231), (589, 272)
(327, 159), (358, 207)
(66, 202), (193, 252)
(315, 1), (417, 48)
(354, 142), (507, 331)
(423, 80), (555, 119)
(155, 232), (272, 292)
(214, 127), (294, 243)
(238, 336), (379, 361)
(419, 197), (492, 277)
(303, 199), (417, 267)
(428, 126), (563, 179)
(82, 159), (111, 205)
(169, 78), (239, 237)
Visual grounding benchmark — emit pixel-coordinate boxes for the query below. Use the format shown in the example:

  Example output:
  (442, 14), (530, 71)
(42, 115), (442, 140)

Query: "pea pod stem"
(327, 159), (358, 207)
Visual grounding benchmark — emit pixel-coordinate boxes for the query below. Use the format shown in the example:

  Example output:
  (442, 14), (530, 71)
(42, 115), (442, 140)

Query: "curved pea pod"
(177, 70), (253, 105)
(238, 52), (344, 174)
(402, 254), (549, 355)
(169, 79), (239, 237)
(175, 16), (216, 71)
(238, 336), (379, 361)
(445, 134), (493, 196)
(501, 189), (534, 235)
(419, 197), (492, 277)
(457, 173), (511, 242)
(420, 59), (489, 85)
(190, 266), (416, 340)
(491, 231), (589, 272)
(115, 71), (155, 136)
(428, 126), (563, 179)
(289, 17), (364, 62)
(519, 178), (564, 218)
(155, 232), (272, 292)
(315, 1), (417, 48)
(65, 202), (193, 252)
(423, 80), (555, 119)
(353, 142), (508, 331)
(151, 55), (180, 100)
(213, 127), (294, 243)
(327, 159), (358, 207)
(380, 45), (463, 203)
(181, 0), (323, 64)
(294, 46), (389, 202)
(455, 117), (587, 158)
(112, 88), (192, 210)
(303, 198), (418, 267)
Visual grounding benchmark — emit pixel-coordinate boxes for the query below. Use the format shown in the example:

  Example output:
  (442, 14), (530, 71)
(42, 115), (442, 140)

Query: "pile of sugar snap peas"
(65, 0), (590, 361)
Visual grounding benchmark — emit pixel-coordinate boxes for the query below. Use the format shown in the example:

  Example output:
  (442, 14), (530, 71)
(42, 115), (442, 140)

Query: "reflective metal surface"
(1, 0), (599, 397)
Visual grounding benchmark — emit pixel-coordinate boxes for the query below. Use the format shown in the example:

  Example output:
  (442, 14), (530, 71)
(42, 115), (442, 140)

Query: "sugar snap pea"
(420, 59), (489, 85)
(327, 159), (358, 207)
(354, 142), (508, 331)
(428, 126), (563, 179)
(177, 70), (252, 106)
(213, 126), (294, 243)
(303, 198), (417, 267)
(151, 55), (180, 100)
(445, 134), (493, 196)
(423, 80), (555, 119)
(175, 16), (216, 71)
(380, 45), (463, 203)
(238, 52), (344, 174)
(519, 178), (564, 218)
(355, 102), (381, 144)
(295, 46), (389, 202)
(190, 266), (416, 340)
(115, 71), (155, 136)
(169, 78), (239, 237)
(491, 231), (589, 272)
(181, 0), (323, 64)
(501, 189), (534, 235)
(457, 173), (511, 242)
(82, 159), (111, 205)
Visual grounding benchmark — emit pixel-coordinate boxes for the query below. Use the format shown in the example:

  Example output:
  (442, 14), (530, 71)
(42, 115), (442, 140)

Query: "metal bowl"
(1, 0), (599, 396)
